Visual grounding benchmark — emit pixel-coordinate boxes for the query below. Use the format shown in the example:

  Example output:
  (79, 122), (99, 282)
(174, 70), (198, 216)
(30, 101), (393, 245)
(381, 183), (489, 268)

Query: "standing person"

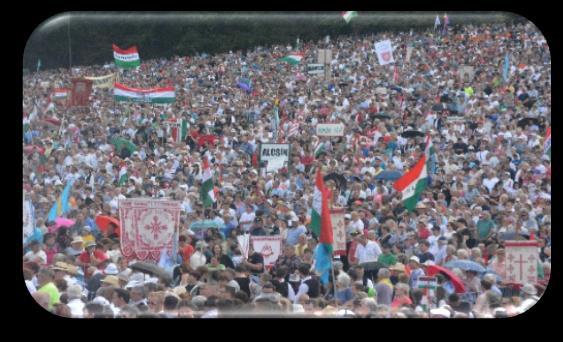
(374, 268), (394, 306)
(66, 284), (85, 318)
(517, 283), (540, 314)
(408, 256), (425, 289)
(354, 234), (382, 283)
(190, 241), (208, 270)
(43, 233), (59, 266)
(273, 245), (302, 275)
(239, 202), (256, 233)
(36, 268), (60, 310)
(212, 244), (234, 269)
(24, 240), (47, 265)
(289, 263), (320, 303)
(242, 243), (264, 284)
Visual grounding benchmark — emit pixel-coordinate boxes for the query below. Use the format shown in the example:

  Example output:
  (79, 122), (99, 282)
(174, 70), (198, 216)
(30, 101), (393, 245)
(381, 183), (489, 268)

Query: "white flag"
(375, 40), (395, 65)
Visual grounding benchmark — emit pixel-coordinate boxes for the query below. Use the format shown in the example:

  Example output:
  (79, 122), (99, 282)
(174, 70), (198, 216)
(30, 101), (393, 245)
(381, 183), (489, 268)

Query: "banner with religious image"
(251, 236), (282, 267)
(119, 198), (181, 262)
(504, 240), (539, 285)
(330, 208), (347, 256)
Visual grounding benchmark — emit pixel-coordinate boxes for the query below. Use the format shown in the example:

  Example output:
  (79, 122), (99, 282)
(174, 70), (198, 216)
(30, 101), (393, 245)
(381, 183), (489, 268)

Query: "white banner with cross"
(504, 240), (539, 285)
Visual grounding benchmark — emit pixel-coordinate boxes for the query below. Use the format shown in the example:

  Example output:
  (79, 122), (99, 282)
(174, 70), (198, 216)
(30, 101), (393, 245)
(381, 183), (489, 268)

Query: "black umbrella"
(373, 113), (391, 120)
(129, 262), (172, 284)
(401, 130), (425, 138)
(324, 173), (348, 191)
(517, 117), (542, 129)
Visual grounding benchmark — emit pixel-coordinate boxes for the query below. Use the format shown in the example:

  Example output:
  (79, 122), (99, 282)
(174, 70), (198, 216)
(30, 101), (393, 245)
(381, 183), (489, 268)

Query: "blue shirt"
(409, 268), (425, 289)
(335, 287), (354, 305)
(286, 226), (307, 246)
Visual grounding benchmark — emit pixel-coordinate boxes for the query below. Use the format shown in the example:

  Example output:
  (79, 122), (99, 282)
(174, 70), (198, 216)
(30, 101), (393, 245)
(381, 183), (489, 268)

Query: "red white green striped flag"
(200, 158), (216, 208)
(311, 168), (324, 238)
(544, 126), (551, 159)
(113, 44), (141, 69)
(114, 83), (175, 104)
(393, 155), (428, 212)
(118, 165), (128, 187)
(342, 11), (358, 23)
(279, 52), (304, 66)
(52, 88), (69, 100)
(312, 167), (334, 285)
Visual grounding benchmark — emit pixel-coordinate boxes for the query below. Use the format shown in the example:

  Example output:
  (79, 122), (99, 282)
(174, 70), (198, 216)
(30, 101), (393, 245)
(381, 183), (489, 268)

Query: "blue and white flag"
(503, 53), (510, 83)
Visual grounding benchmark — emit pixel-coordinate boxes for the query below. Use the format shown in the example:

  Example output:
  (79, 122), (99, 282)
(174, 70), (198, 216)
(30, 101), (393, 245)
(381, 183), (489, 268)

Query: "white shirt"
(347, 219), (364, 236)
(190, 251), (207, 270)
(24, 250), (47, 264)
(239, 212), (256, 232)
(483, 177), (499, 193)
(355, 240), (382, 264)
(67, 298), (85, 318)
(26, 280), (37, 294)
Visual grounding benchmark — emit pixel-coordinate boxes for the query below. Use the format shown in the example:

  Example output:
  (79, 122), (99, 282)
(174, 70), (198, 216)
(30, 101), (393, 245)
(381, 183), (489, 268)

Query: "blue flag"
(237, 78), (252, 93)
(47, 179), (74, 222)
(503, 53), (510, 83)
(314, 243), (332, 285)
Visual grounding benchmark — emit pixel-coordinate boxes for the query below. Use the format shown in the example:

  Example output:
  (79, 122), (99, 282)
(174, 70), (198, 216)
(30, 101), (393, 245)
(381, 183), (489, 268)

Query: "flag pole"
(330, 248), (338, 309)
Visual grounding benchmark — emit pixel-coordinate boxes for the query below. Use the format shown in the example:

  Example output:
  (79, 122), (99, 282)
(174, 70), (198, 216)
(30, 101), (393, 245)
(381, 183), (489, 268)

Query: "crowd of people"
(23, 19), (551, 318)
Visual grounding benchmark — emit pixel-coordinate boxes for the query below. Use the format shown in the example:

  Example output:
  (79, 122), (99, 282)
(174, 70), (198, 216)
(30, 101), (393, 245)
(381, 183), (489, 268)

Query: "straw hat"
(389, 263), (406, 273)
(101, 275), (120, 287)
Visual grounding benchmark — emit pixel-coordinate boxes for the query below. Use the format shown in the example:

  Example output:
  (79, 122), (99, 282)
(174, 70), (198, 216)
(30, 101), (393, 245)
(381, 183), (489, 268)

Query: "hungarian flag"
(312, 168), (334, 285)
(113, 44), (141, 69)
(314, 142), (326, 158)
(52, 88), (69, 100)
(200, 158), (216, 208)
(342, 11), (358, 23)
(168, 118), (188, 144)
(393, 155), (428, 212)
(544, 126), (551, 159)
(114, 83), (175, 104)
(118, 165), (128, 187)
(279, 52), (304, 66)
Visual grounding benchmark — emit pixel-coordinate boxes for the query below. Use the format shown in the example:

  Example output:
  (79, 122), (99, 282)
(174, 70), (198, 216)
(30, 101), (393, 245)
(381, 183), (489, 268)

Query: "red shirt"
(79, 250), (107, 266)
(182, 244), (195, 262)
(418, 227), (431, 240)
(45, 246), (58, 266)
(392, 296), (413, 309)
(300, 155), (314, 166)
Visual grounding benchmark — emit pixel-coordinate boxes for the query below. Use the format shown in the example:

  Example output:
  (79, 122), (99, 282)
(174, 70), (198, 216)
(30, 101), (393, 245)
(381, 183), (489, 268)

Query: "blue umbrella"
(189, 220), (222, 231)
(444, 260), (486, 273)
(375, 170), (403, 181)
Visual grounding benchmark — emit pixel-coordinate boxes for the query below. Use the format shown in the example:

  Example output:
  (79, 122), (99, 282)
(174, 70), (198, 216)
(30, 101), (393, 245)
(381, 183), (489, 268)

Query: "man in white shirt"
(66, 285), (86, 318)
(482, 171), (500, 193)
(354, 234), (382, 282)
(190, 241), (208, 270)
(239, 204), (256, 233)
(347, 212), (365, 238)
(24, 241), (47, 265)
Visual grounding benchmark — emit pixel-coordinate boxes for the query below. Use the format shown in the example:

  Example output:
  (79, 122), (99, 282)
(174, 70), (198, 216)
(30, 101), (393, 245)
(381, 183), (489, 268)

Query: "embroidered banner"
(119, 198), (181, 262)
(251, 236), (282, 267)
(504, 240), (539, 285)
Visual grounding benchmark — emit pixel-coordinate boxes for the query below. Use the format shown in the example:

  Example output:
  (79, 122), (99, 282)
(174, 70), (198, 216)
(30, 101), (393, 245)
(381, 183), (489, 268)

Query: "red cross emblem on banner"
(144, 215), (168, 240)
